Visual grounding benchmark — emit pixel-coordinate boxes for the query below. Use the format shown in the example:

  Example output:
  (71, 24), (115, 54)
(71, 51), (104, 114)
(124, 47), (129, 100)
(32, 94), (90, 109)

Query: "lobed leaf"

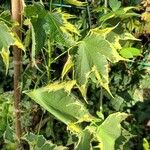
(23, 133), (68, 150)
(96, 112), (128, 150)
(24, 3), (47, 52)
(26, 81), (93, 130)
(24, 3), (79, 50)
(75, 30), (124, 96)
(0, 21), (24, 73)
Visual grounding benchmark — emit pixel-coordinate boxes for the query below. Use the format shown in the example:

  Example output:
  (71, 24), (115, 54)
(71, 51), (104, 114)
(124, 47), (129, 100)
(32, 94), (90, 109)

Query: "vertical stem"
(99, 86), (103, 112)
(11, 0), (23, 145)
(104, 0), (108, 14)
(86, 0), (92, 29)
(47, 39), (51, 82)
(50, 0), (53, 12)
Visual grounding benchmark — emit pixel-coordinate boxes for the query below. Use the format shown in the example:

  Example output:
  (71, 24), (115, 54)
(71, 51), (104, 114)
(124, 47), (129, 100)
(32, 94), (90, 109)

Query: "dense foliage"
(0, 0), (150, 149)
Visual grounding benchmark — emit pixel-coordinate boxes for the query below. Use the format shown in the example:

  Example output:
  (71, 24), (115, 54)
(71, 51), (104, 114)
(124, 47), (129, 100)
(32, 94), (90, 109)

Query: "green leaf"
(26, 81), (92, 128)
(4, 124), (14, 143)
(61, 55), (74, 79)
(45, 80), (76, 94)
(31, 25), (41, 70)
(24, 3), (47, 52)
(140, 75), (150, 89)
(100, 12), (115, 22)
(96, 112), (128, 150)
(121, 33), (140, 41)
(24, 3), (78, 49)
(0, 92), (13, 138)
(110, 95), (124, 111)
(0, 21), (24, 72)
(44, 10), (78, 47)
(0, 101), (9, 138)
(0, 22), (14, 50)
(1, 48), (9, 74)
(24, 28), (31, 48)
(60, 11), (80, 36)
(0, 10), (11, 25)
(143, 138), (150, 150)
(23, 133), (67, 150)
(100, 7), (137, 23)
(75, 129), (93, 150)
(92, 26), (117, 37)
(75, 29), (124, 96)
(44, 12), (69, 46)
(120, 47), (141, 58)
(109, 0), (121, 11)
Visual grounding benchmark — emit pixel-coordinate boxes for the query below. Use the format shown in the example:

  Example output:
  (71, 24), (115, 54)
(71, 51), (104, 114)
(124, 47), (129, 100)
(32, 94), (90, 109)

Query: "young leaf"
(61, 55), (74, 79)
(96, 112), (128, 150)
(100, 7), (137, 22)
(109, 0), (121, 11)
(120, 47), (141, 58)
(143, 138), (150, 150)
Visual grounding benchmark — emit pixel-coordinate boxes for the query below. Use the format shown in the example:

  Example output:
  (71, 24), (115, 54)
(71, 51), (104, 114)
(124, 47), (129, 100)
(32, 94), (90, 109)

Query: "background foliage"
(0, 0), (150, 149)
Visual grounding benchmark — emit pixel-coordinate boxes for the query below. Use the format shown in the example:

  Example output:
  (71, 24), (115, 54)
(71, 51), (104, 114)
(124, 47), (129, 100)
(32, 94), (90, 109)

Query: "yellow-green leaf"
(75, 129), (93, 150)
(91, 26), (117, 38)
(65, 0), (87, 6)
(1, 49), (9, 74)
(26, 82), (93, 130)
(61, 55), (74, 79)
(45, 80), (76, 94)
(13, 33), (25, 51)
(0, 21), (24, 72)
(143, 138), (150, 150)
(96, 112), (128, 150)
(75, 30), (124, 96)
(120, 47), (141, 58)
